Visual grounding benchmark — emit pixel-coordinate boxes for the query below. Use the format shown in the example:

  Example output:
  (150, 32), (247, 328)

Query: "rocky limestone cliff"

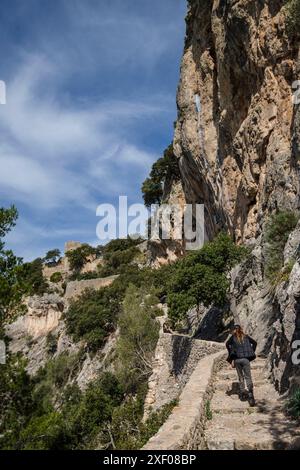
(170, 0), (299, 242)
(166, 0), (300, 394)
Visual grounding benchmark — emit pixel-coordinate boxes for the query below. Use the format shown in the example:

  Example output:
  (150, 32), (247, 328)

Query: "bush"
(50, 272), (63, 283)
(165, 233), (247, 327)
(66, 244), (96, 273)
(100, 397), (177, 450)
(285, 0), (300, 39)
(64, 287), (121, 351)
(69, 270), (100, 281)
(141, 144), (180, 207)
(18, 412), (67, 450)
(116, 284), (160, 393)
(264, 210), (299, 282)
(103, 237), (142, 255)
(46, 332), (57, 355)
(101, 246), (140, 275)
(139, 400), (177, 447)
(96, 237), (143, 276)
(18, 258), (49, 296)
(287, 388), (300, 419)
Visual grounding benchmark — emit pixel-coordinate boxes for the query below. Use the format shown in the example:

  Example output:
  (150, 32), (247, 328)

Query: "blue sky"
(0, 0), (186, 260)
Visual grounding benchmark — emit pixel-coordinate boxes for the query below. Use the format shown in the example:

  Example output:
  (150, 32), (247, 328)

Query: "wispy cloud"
(0, 0), (186, 260)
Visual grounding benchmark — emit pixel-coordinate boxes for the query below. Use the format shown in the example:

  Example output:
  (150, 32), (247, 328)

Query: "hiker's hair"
(234, 325), (245, 343)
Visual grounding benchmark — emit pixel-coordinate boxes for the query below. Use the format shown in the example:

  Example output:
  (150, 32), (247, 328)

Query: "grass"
(205, 400), (213, 421)
(286, 388), (300, 420)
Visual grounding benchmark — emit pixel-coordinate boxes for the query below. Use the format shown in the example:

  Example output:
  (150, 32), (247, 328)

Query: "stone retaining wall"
(143, 349), (226, 450)
(144, 324), (225, 415)
(64, 275), (119, 301)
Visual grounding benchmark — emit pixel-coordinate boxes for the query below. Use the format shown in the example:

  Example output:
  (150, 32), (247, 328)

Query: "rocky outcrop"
(6, 280), (118, 383)
(169, 0), (300, 242)
(230, 223), (300, 394)
(6, 293), (64, 343)
(5, 293), (77, 375)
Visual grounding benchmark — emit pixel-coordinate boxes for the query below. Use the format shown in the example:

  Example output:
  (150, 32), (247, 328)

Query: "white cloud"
(0, 0), (186, 259)
(0, 54), (167, 211)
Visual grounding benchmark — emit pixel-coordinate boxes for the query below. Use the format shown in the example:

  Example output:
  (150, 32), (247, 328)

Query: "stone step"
(206, 437), (293, 450)
(210, 388), (282, 414)
(205, 412), (300, 450)
(225, 359), (266, 370)
(217, 367), (268, 382)
(214, 378), (266, 392)
(218, 359), (266, 371)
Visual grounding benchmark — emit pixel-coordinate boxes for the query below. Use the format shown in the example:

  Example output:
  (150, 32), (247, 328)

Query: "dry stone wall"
(64, 275), (119, 301)
(144, 316), (225, 416)
(143, 349), (226, 450)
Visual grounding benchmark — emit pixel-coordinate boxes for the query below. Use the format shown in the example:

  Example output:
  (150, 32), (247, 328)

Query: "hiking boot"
(248, 392), (256, 407)
(239, 391), (248, 401)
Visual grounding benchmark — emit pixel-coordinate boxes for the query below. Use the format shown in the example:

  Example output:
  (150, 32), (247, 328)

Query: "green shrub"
(165, 233), (247, 327)
(103, 237), (143, 255)
(64, 287), (121, 351)
(264, 210), (299, 282)
(69, 270), (100, 281)
(205, 400), (213, 421)
(50, 271), (63, 283)
(18, 258), (49, 296)
(139, 400), (177, 447)
(116, 284), (160, 393)
(46, 332), (57, 355)
(18, 412), (67, 450)
(66, 244), (96, 273)
(270, 259), (295, 288)
(141, 144), (180, 207)
(96, 237), (143, 276)
(285, 0), (300, 39)
(32, 352), (83, 414)
(287, 388), (300, 419)
(101, 397), (177, 450)
(0, 206), (28, 323)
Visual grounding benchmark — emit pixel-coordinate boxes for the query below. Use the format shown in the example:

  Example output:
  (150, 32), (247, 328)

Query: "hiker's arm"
(225, 337), (233, 353)
(248, 336), (257, 352)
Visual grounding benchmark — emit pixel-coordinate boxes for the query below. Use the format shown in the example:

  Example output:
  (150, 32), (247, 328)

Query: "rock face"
(5, 293), (76, 375)
(170, 0), (299, 242)
(6, 292), (117, 386)
(166, 0), (300, 395)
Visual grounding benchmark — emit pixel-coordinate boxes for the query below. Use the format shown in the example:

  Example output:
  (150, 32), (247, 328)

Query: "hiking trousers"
(235, 358), (253, 392)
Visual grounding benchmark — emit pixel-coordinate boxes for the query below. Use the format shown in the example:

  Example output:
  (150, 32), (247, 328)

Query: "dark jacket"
(226, 334), (257, 363)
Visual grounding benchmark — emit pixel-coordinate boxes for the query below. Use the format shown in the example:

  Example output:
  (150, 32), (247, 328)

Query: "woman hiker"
(226, 324), (257, 407)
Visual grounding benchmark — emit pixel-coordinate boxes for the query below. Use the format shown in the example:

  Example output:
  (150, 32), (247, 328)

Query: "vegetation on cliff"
(287, 388), (300, 420)
(285, 0), (300, 39)
(164, 233), (248, 327)
(141, 144), (180, 207)
(264, 210), (299, 283)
